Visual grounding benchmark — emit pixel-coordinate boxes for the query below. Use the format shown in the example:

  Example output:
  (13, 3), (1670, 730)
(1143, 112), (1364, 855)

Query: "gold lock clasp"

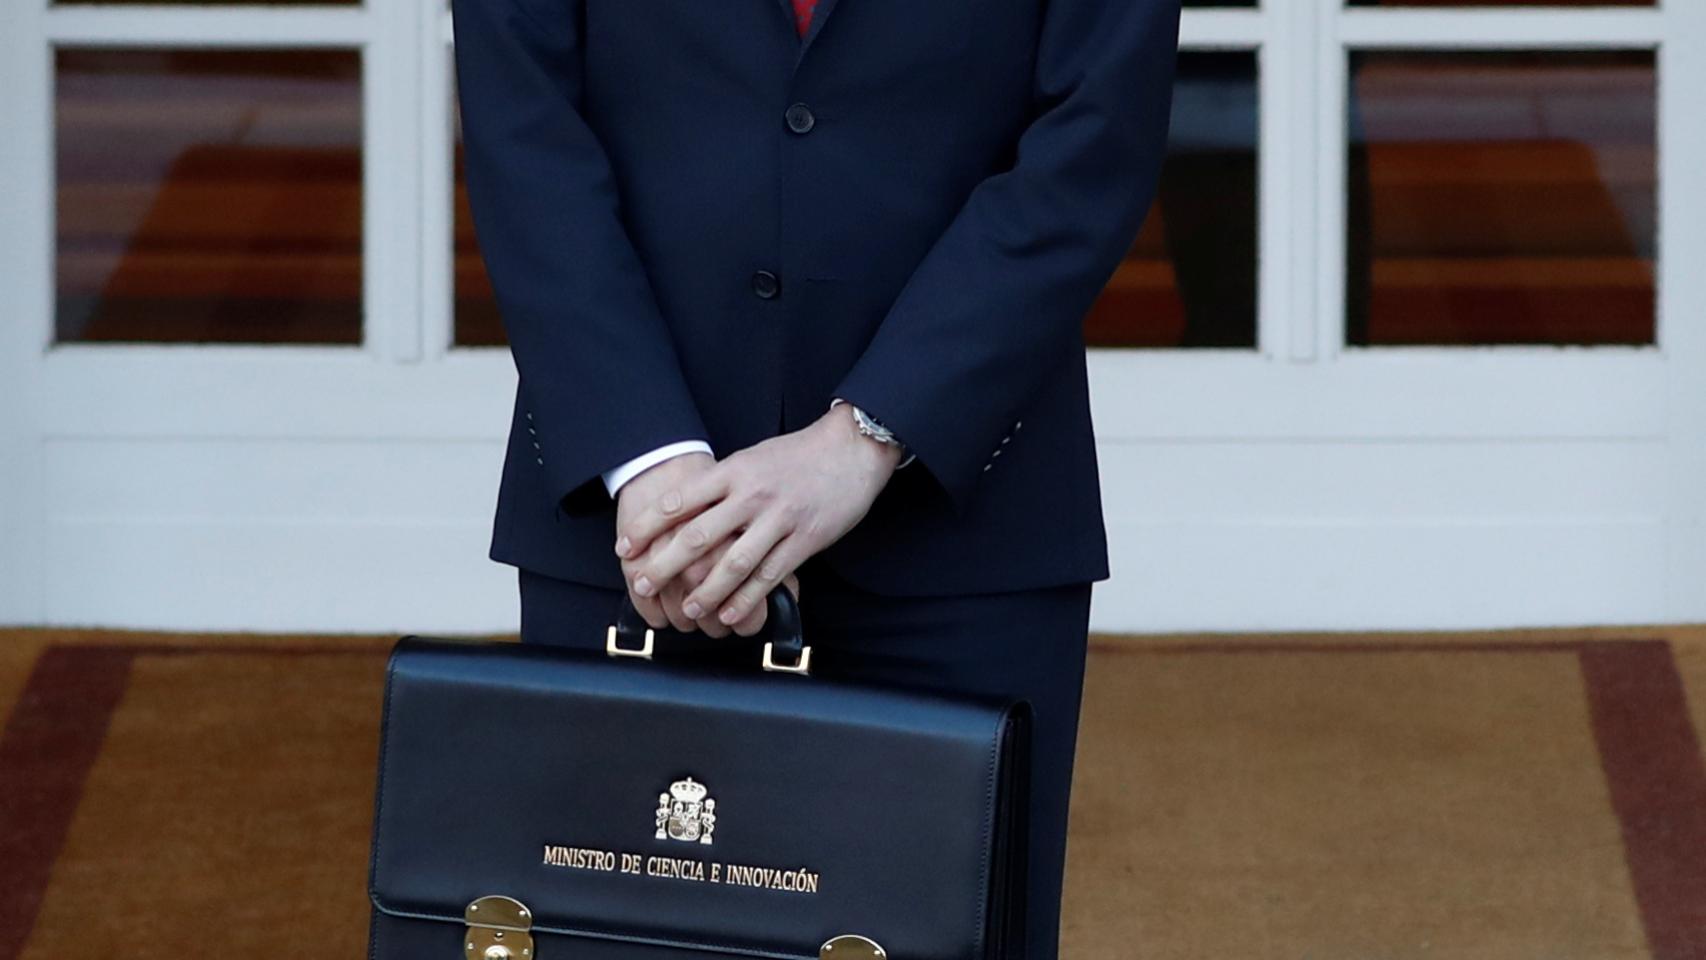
(465, 895), (535, 960)
(820, 934), (886, 960)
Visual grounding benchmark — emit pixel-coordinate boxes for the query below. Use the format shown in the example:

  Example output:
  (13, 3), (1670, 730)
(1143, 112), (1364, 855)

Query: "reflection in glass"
(55, 49), (362, 345)
(1346, 50), (1655, 347)
(1088, 51), (1259, 348)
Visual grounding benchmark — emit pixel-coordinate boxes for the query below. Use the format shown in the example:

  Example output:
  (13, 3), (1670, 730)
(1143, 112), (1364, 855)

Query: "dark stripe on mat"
(0, 646), (134, 960)
(1580, 641), (1706, 960)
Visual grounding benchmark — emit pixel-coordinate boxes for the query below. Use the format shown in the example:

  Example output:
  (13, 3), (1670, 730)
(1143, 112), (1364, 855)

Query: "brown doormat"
(2, 631), (1704, 959)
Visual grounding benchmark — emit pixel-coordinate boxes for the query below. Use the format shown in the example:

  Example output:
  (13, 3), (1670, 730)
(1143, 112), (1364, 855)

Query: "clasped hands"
(612, 402), (903, 637)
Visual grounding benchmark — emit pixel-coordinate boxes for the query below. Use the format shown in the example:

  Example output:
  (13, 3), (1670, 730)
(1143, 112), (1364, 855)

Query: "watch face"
(854, 407), (894, 441)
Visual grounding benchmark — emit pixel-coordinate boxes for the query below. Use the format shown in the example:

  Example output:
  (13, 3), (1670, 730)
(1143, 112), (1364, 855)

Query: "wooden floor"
(2, 623), (1704, 959)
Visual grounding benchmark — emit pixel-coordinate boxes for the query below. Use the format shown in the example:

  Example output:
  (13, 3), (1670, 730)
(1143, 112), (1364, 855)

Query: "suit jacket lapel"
(776, 0), (844, 66)
(799, 0), (842, 54)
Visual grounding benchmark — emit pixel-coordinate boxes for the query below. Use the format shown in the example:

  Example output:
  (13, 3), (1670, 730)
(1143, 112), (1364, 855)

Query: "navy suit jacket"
(452, 0), (1182, 596)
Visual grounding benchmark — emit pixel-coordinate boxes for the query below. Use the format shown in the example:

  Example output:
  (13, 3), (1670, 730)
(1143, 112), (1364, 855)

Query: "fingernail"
(719, 606), (739, 625)
(634, 576), (654, 596)
(682, 600), (702, 618)
(615, 536), (631, 557)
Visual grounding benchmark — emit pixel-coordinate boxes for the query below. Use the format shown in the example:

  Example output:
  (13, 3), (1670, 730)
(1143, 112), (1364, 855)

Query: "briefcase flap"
(368, 636), (1025, 960)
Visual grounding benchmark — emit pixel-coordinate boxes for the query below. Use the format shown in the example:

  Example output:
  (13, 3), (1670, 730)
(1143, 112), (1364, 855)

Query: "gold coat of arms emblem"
(656, 777), (716, 845)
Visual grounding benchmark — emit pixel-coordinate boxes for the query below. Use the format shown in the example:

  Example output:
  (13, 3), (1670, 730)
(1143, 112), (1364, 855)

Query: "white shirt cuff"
(601, 440), (713, 497)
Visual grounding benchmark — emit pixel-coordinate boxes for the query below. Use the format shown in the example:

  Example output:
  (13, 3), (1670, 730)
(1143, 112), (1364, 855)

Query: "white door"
(2, 0), (1702, 633)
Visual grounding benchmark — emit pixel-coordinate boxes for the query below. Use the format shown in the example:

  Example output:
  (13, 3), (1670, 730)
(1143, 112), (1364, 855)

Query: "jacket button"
(784, 103), (816, 135)
(752, 270), (781, 299)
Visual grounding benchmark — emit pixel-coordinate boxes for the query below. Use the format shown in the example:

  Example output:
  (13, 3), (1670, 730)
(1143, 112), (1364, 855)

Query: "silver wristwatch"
(830, 398), (915, 468)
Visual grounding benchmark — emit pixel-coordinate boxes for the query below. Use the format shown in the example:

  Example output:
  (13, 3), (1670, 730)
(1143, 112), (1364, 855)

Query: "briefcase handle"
(606, 586), (811, 676)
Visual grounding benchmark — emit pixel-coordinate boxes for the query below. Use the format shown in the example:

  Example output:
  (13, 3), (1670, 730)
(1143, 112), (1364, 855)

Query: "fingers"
(723, 569), (794, 637)
(731, 600), (767, 636)
(623, 528), (676, 631)
(685, 542), (735, 637)
(678, 516), (786, 625)
(690, 543), (799, 638)
(713, 538), (805, 634)
(632, 581), (731, 637)
(724, 572), (798, 637)
(683, 545), (721, 587)
(632, 543), (804, 640)
(728, 559), (809, 637)
(629, 589), (670, 630)
(625, 535), (738, 638)
(658, 577), (698, 634)
(616, 469), (729, 561)
(629, 496), (753, 600)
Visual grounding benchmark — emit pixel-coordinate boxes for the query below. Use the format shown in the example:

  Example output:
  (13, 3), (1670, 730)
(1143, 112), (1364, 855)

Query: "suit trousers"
(516, 553), (1094, 960)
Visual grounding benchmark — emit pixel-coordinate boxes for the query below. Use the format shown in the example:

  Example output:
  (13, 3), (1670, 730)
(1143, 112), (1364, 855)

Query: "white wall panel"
(44, 517), (514, 634)
(1096, 516), (1667, 633)
(43, 437), (504, 520)
(1095, 439), (1668, 522)
(1090, 438), (1670, 631)
(39, 437), (514, 633)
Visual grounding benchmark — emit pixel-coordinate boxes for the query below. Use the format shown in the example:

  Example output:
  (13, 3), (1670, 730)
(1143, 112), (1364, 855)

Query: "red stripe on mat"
(0, 646), (135, 960)
(1579, 641), (1706, 960)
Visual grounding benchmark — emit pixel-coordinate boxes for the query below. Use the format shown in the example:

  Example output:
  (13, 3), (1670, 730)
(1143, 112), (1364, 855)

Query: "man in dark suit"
(452, 0), (1181, 953)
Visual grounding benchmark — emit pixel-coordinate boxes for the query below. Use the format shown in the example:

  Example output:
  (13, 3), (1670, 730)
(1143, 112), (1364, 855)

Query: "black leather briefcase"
(366, 588), (1031, 960)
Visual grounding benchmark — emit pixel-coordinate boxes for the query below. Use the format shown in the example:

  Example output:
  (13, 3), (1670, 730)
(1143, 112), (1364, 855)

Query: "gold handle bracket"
(762, 642), (812, 676)
(606, 625), (655, 660)
(608, 624), (807, 675)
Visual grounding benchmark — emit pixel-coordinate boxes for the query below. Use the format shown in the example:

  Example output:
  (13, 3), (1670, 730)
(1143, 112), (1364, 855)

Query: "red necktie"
(791, 0), (816, 37)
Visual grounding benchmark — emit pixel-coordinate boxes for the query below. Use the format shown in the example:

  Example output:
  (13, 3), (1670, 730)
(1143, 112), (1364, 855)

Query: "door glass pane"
(55, 48), (363, 345)
(1346, 50), (1656, 347)
(1089, 50), (1259, 349)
